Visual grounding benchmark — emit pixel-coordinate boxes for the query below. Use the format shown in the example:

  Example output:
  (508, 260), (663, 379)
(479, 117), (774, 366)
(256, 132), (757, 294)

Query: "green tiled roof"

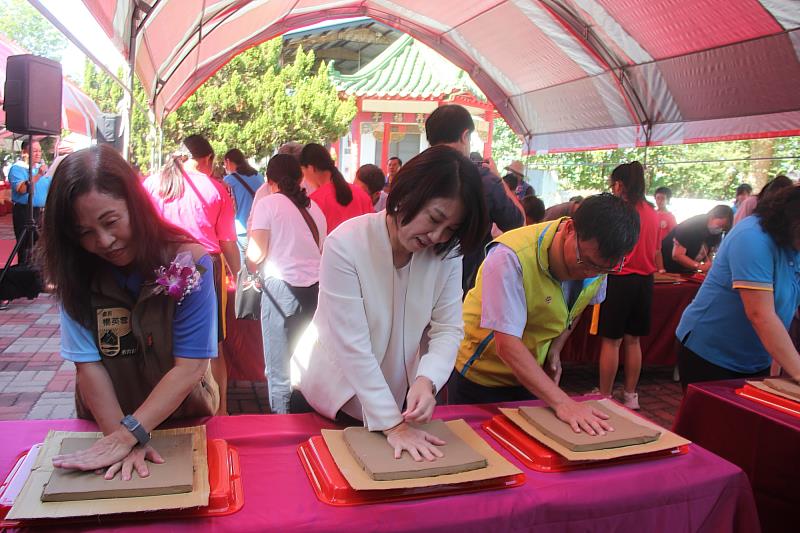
(328, 35), (484, 100)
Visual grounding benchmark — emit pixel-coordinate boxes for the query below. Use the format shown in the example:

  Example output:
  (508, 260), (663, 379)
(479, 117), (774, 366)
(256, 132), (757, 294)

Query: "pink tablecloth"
(1, 400), (758, 532)
(674, 380), (800, 533)
(562, 281), (700, 366)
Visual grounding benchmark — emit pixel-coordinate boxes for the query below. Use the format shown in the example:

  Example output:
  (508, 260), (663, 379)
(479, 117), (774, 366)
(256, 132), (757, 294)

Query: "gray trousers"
(260, 277), (318, 414)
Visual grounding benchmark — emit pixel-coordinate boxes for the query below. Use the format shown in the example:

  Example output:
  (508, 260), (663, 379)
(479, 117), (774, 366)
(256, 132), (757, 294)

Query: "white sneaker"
(622, 391), (640, 410)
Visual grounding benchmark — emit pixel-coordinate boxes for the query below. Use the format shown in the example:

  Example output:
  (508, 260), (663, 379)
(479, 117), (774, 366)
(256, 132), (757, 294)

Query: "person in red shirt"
(301, 143), (373, 233)
(597, 162), (661, 409)
(654, 186), (677, 271)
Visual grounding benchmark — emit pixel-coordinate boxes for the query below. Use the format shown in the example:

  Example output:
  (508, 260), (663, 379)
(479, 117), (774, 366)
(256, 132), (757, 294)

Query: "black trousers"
(12, 202), (42, 266)
(446, 370), (535, 405)
(677, 341), (769, 392)
(288, 389), (363, 426)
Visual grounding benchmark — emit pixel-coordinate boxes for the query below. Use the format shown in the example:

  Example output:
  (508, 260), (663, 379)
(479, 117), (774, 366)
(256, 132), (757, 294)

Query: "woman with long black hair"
(42, 145), (219, 477)
(301, 143), (373, 233)
(246, 154), (327, 414)
(222, 148), (264, 260)
(596, 161), (660, 409)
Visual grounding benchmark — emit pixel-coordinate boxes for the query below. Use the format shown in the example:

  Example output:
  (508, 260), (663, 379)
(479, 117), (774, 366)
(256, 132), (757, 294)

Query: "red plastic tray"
(0, 438), (243, 528)
(481, 415), (688, 472)
(298, 435), (525, 506)
(735, 383), (800, 419)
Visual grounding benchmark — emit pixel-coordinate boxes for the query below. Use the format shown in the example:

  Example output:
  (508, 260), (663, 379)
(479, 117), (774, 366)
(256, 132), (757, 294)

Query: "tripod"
(0, 135), (42, 292)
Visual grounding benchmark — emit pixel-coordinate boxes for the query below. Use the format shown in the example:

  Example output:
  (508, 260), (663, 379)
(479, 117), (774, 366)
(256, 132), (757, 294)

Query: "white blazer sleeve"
(316, 236), (403, 431)
(415, 256), (464, 394)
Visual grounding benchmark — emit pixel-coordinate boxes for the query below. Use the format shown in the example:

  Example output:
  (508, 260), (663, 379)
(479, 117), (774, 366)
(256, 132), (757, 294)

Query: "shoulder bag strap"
(280, 192), (319, 247)
(231, 172), (256, 197)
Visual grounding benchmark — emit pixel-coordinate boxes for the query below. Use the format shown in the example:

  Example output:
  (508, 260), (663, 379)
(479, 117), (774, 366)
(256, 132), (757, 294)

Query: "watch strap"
(121, 415), (151, 445)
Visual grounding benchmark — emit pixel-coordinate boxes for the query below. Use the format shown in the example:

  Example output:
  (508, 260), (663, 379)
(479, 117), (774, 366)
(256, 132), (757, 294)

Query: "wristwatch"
(120, 415), (151, 446)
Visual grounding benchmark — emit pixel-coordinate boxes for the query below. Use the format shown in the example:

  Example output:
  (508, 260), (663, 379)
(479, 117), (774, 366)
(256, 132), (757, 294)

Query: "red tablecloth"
(673, 380), (799, 533)
(226, 281), (701, 382)
(222, 287), (264, 381)
(562, 281), (700, 366)
(2, 400), (758, 532)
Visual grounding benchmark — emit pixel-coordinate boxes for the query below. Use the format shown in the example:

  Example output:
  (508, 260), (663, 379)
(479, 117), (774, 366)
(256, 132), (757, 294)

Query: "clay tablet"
(343, 420), (487, 481)
(41, 434), (194, 502)
(764, 378), (800, 401)
(518, 400), (661, 452)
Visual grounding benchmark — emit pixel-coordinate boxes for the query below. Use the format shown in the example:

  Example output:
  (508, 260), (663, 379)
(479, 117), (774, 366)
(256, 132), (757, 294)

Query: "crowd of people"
(14, 102), (795, 475)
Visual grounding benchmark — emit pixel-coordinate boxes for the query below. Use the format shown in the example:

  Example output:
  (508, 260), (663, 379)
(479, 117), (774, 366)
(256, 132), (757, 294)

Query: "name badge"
(96, 307), (136, 357)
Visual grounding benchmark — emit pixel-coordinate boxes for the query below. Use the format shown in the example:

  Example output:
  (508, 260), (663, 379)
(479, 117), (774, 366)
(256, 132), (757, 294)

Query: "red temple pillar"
(380, 115), (390, 172)
(483, 109), (494, 160)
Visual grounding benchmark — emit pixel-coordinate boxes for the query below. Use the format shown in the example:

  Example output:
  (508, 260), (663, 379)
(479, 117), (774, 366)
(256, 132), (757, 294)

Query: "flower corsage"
(153, 251), (204, 305)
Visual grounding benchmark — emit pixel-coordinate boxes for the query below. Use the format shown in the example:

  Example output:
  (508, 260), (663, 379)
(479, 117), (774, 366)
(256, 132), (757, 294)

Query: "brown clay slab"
(763, 378), (800, 401)
(518, 400), (661, 452)
(41, 434), (194, 502)
(343, 419), (487, 481)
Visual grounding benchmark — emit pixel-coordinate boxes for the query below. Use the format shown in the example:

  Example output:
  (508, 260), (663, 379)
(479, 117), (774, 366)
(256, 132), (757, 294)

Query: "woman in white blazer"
(291, 146), (488, 461)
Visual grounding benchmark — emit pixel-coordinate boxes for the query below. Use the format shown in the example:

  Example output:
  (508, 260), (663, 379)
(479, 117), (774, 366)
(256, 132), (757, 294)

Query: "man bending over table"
(449, 193), (640, 435)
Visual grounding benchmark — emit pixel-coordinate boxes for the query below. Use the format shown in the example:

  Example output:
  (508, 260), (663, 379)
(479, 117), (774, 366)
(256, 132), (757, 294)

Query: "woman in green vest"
(40, 145), (220, 480)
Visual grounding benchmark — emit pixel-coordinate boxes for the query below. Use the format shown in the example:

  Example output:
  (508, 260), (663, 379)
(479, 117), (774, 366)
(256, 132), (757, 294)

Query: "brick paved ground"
(0, 215), (684, 429)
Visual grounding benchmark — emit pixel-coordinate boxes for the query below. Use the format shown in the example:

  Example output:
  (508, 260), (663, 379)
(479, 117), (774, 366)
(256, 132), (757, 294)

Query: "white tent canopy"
(76, 0), (800, 154)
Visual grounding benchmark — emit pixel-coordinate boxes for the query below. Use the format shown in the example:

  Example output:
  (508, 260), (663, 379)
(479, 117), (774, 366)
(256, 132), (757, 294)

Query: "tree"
(81, 38), (356, 174)
(491, 117), (522, 170)
(82, 62), (123, 114)
(0, 0), (67, 61)
(165, 39), (356, 162)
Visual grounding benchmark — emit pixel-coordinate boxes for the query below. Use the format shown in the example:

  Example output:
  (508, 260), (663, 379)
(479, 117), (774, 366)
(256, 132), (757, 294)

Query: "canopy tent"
(0, 35), (102, 141)
(78, 0), (800, 154)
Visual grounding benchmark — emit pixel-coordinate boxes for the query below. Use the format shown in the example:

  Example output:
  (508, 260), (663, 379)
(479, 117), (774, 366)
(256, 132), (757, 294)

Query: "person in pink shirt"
(301, 143), (373, 233)
(597, 162), (661, 409)
(143, 134), (240, 415)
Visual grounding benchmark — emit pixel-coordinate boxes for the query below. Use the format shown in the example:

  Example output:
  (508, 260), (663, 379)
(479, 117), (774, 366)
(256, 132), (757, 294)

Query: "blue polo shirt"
(8, 162), (52, 207)
(676, 216), (800, 373)
(223, 172), (264, 237)
(60, 254), (218, 362)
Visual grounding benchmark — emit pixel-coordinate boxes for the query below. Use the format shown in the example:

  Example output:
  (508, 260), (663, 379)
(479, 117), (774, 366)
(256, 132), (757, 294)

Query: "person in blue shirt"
(222, 148), (264, 261)
(39, 145), (219, 480)
(676, 186), (800, 389)
(8, 140), (51, 265)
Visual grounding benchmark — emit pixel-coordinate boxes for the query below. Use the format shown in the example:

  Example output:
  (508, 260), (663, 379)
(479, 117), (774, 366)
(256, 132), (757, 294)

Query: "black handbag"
(234, 267), (263, 320)
(232, 172), (262, 320)
(235, 191), (319, 320)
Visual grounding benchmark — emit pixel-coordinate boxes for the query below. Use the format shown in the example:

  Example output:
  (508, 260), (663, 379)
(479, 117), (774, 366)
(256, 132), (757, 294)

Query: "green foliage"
(166, 40), (356, 162)
(81, 38), (356, 174)
(491, 117), (522, 169)
(0, 0), (67, 61)
(81, 62), (124, 114)
(492, 116), (799, 200)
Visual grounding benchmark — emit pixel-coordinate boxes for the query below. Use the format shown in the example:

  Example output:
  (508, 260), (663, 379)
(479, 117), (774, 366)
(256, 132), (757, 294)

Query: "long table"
(673, 380), (799, 533)
(561, 280), (700, 366)
(2, 401), (758, 532)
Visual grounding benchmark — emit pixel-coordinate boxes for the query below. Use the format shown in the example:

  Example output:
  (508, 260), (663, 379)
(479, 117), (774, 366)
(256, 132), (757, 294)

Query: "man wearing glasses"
(451, 194), (639, 436)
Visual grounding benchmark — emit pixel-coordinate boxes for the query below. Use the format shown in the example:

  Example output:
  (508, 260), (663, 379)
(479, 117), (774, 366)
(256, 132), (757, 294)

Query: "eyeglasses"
(575, 238), (625, 273)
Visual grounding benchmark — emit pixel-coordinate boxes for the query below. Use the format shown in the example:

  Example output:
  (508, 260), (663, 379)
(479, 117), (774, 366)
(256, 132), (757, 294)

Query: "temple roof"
(328, 34), (484, 100)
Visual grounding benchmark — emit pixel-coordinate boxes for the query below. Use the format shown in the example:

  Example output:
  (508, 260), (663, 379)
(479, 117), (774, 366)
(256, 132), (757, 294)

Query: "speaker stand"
(0, 135), (41, 301)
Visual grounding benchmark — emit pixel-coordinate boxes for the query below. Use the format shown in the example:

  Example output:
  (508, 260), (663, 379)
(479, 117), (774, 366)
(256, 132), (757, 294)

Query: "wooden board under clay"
(343, 419), (487, 481)
(763, 378), (800, 401)
(41, 434), (194, 502)
(518, 400), (661, 452)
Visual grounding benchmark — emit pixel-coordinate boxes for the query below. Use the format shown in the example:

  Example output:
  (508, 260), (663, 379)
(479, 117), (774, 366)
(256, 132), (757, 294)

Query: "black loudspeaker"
(3, 54), (62, 135)
(97, 113), (122, 150)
